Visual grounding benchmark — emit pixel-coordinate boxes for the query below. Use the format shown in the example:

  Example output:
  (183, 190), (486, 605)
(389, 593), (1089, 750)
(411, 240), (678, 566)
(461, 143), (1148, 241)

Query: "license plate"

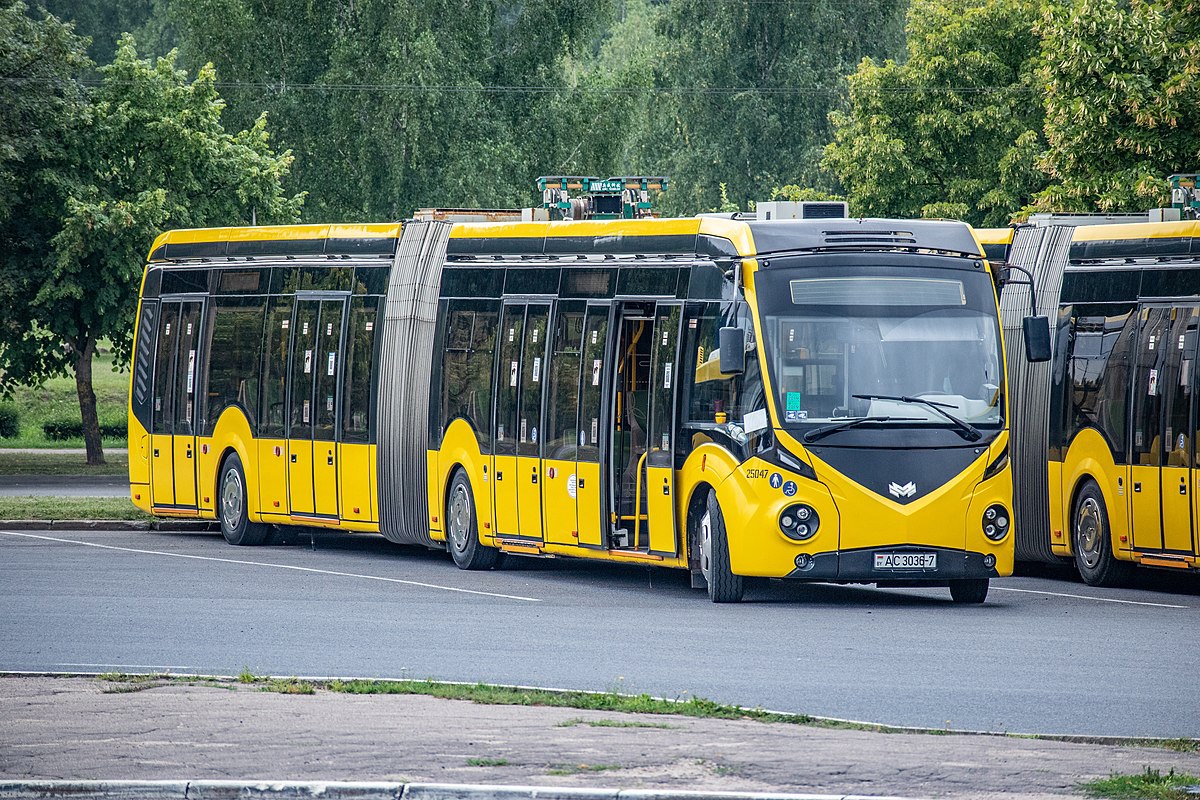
(874, 551), (937, 570)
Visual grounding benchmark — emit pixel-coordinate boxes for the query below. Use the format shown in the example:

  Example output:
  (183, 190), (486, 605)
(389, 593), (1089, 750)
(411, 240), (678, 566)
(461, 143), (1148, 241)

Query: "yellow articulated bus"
(982, 217), (1200, 585)
(130, 214), (1036, 602)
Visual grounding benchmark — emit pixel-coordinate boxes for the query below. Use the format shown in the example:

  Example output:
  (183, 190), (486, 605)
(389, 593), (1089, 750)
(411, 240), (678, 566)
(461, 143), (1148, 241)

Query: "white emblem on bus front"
(888, 481), (917, 498)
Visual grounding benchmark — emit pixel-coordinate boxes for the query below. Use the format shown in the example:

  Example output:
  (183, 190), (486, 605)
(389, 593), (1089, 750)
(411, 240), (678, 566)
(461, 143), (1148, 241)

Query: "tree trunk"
(75, 337), (105, 466)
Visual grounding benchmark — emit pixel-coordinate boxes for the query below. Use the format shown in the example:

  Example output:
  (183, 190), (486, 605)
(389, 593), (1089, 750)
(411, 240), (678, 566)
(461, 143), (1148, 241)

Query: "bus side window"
(342, 295), (380, 444)
(440, 299), (499, 447)
(204, 296), (266, 434)
(686, 309), (763, 424)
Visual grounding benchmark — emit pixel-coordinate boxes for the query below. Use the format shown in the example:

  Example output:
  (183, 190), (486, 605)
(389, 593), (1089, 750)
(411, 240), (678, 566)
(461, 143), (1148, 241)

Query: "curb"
(0, 782), (923, 800)
(0, 520), (217, 532)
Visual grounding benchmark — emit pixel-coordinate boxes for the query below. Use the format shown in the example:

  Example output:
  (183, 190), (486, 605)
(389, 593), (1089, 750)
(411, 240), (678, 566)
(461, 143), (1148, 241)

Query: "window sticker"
(510, 361), (518, 387)
(304, 350), (313, 374)
(1149, 368), (1159, 395)
(532, 356), (541, 383)
(591, 417), (598, 444)
(592, 359), (602, 386)
(688, 319), (698, 329)
(664, 362), (673, 389)
(786, 391), (803, 411)
(532, 328), (539, 343)
(580, 430), (587, 446)
(497, 424), (505, 442)
(185, 399), (192, 422)
(1180, 335), (1187, 350)
(1149, 334), (1156, 351)
(661, 432), (669, 450)
(303, 322), (309, 335)
(186, 350), (196, 393)
(326, 322), (333, 336)
(661, 329), (669, 346)
(303, 400), (310, 423)
(520, 418), (527, 442)
(282, 319), (289, 329)
(531, 426), (538, 444)
(365, 321), (373, 332)
(785, 410), (808, 422)
(165, 322), (172, 336)
(591, 330), (599, 343)
(155, 398), (161, 412)
(326, 395), (334, 411)
(1179, 433), (1187, 452)
(327, 352), (336, 375)
(567, 473), (578, 499)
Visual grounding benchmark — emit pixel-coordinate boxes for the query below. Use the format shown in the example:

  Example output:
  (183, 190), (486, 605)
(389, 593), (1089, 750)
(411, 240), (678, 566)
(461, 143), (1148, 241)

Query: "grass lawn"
(0, 451), (128, 476)
(0, 345), (128, 451)
(0, 496), (147, 521)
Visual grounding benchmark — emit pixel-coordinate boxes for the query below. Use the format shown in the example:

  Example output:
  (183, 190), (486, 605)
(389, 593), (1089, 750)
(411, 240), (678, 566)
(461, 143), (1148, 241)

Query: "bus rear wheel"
(218, 452), (268, 546)
(446, 470), (499, 571)
(700, 491), (743, 603)
(949, 578), (989, 604)
(1073, 480), (1133, 587)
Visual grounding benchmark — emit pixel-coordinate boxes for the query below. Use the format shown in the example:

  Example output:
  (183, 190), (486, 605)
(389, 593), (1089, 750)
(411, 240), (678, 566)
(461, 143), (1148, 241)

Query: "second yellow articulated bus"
(130, 214), (1042, 602)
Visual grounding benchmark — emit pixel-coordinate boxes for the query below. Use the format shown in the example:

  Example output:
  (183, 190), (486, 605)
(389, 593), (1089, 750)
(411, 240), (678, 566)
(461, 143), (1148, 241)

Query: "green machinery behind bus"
(130, 213), (1032, 602)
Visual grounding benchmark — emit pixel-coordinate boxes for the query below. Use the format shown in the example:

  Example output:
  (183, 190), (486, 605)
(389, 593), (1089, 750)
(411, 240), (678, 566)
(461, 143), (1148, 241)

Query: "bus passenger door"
(1161, 306), (1198, 554)
(170, 300), (204, 508)
(611, 306), (654, 549)
(576, 305), (610, 548)
(516, 304), (550, 541)
(493, 304), (525, 538)
(288, 298), (320, 517)
(312, 298), (346, 518)
(1130, 306), (1170, 551)
(543, 302), (585, 546)
(150, 301), (181, 507)
(645, 303), (683, 555)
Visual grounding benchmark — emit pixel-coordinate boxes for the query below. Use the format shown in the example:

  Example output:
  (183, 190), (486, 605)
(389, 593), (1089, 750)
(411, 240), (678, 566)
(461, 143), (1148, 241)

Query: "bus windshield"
(756, 263), (1004, 440)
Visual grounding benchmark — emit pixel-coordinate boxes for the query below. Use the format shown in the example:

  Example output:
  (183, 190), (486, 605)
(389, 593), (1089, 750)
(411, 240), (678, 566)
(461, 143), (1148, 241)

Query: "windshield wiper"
(802, 415), (923, 443)
(852, 394), (982, 442)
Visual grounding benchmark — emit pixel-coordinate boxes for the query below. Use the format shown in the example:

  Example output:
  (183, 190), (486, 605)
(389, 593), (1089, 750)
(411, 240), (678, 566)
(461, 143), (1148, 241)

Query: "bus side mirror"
(718, 327), (746, 374)
(1023, 316), (1051, 363)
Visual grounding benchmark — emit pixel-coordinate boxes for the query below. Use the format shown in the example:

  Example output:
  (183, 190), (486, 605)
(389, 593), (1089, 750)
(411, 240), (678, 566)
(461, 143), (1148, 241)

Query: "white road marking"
(0, 531), (541, 603)
(57, 663), (194, 670)
(992, 585), (1189, 609)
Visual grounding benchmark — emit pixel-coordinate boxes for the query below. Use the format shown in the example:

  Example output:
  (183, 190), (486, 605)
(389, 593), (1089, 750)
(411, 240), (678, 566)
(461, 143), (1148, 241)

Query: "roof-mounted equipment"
(538, 176), (668, 221)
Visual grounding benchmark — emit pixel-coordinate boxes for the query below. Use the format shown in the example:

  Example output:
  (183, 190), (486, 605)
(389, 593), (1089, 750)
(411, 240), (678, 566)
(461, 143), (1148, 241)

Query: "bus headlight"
(982, 504), (1009, 541)
(780, 504), (819, 540)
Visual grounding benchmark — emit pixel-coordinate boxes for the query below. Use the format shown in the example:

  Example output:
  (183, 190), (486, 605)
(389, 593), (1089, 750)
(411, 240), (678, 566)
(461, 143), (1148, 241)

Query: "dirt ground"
(1, 676), (1197, 800)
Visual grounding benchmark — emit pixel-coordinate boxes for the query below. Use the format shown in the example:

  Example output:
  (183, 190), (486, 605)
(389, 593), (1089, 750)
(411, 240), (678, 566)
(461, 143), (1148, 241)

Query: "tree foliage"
(0, 31), (301, 462)
(641, 0), (909, 215)
(823, 0), (1047, 225)
(1030, 0), (1200, 213)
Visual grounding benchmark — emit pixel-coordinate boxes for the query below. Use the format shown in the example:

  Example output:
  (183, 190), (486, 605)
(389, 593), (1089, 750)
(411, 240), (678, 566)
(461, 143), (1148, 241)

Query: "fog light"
(794, 553), (814, 570)
(780, 504), (819, 540)
(983, 505), (1009, 541)
(983, 554), (996, 568)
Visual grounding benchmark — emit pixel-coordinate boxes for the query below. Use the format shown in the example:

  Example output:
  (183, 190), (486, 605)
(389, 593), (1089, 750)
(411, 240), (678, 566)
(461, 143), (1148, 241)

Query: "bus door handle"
(1134, 482), (1142, 492)
(531, 468), (538, 485)
(496, 472), (503, 481)
(291, 454), (297, 463)
(1180, 478), (1188, 495)
(186, 447), (192, 459)
(327, 452), (334, 466)
(153, 449), (159, 457)
(578, 478), (585, 488)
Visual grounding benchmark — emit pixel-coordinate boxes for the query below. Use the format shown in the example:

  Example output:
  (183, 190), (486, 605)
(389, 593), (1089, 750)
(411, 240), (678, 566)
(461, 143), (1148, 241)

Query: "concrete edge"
(0, 782), (922, 800)
(1, 671), (1197, 748)
(0, 520), (216, 531)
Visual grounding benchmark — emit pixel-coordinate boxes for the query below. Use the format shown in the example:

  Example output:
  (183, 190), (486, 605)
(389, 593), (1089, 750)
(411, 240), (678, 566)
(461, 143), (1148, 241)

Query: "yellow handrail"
(632, 449), (650, 549)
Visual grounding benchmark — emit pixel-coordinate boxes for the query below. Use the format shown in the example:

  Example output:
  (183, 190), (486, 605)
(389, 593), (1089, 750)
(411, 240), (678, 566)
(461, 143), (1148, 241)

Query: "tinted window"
(441, 299), (500, 447)
(203, 297), (266, 434)
(342, 296), (380, 443)
(546, 302), (585, 459)
(1068, 304), (1134, 460)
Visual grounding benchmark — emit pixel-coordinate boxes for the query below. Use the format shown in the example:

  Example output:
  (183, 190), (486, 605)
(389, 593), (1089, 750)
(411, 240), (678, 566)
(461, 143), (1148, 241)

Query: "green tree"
(2, 34), (302, 464)
(0, 1), (89, 390)
(822, 0), (1047, 226)
(1030, 0), (1200, 213)
(639, 0), (908, 215)
(39, 0), (157, 65)
(161, 0), (620, 219)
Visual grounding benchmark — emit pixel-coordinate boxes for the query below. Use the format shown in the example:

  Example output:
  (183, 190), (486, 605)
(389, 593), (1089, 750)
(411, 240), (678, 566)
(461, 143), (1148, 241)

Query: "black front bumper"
(784, 544), (1000, 582)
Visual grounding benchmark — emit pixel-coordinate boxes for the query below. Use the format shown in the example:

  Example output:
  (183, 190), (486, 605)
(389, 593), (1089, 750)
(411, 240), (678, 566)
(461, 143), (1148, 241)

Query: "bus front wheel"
(949, 578), (989, 604)
(446, 470), (499, 571)
(1072, 480), (1133, 587)
(218, 452), (268, 546)
(700, 491), (743, 603)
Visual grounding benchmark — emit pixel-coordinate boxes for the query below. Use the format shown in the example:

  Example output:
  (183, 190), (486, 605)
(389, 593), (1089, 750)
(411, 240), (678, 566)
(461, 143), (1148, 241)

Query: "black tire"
(701, 491), (744, 603)
(1072, 480), (1134, 587)
(949, 578), (989, 604)
(218, 452), (268, 546)
(446, 470), (499, 571)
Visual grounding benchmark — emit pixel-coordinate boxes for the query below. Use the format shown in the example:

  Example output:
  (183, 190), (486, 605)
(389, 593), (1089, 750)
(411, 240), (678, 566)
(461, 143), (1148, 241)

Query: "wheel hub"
(1076, 496), (1103, 569)
(449, 485), (471, 554)
(221, 467), (243, 530)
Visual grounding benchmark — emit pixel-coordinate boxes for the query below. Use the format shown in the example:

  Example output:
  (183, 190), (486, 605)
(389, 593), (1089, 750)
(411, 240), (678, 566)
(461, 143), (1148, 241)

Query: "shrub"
(41, 417), (127, 441)
(0, 404), (19, 438)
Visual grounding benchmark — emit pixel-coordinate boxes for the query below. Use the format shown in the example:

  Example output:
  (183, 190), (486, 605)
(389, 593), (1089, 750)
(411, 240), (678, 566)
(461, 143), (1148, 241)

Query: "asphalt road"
(1, 526), (1198, 738)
